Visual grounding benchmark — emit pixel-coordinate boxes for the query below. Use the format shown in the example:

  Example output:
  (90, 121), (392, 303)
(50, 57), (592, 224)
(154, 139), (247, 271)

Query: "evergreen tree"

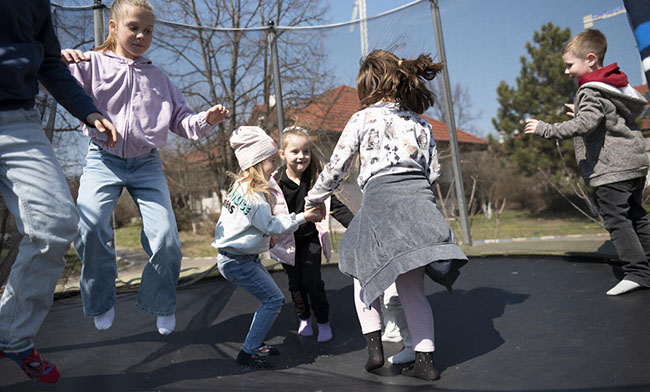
(492, 23), (578, 182)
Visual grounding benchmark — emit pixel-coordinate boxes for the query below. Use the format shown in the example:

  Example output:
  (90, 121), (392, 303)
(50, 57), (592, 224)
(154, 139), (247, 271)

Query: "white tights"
(354, 266), (434, 352)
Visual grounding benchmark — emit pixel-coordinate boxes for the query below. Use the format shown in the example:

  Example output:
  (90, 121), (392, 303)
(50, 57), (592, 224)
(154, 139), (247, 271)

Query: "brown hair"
(356, 50), (444, 114)
(280, 126), (324, 189)
(562, 29), (607, 65)
(94, 0), (154, 53)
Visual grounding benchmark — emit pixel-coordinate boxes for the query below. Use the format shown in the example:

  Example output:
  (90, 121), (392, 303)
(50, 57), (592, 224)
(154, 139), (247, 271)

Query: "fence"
(2, 0), (647, 287)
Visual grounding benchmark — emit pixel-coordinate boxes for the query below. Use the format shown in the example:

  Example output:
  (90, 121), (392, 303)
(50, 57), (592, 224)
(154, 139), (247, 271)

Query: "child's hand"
(85, 112), (118, 147)
(524, 119), (539, 134)
(61, 49), (88, 64)
(304, 205), (325, 222)
(205, 104), (231, 126)
(565, 103), (575, 117)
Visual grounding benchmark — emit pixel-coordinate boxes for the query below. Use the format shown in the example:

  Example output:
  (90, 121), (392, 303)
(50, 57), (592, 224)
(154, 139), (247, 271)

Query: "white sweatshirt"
(211, 179), (306, 255)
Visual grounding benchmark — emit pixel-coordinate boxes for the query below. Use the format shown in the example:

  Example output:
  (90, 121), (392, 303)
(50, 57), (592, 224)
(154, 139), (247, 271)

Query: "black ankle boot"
(363, 330), (384, 371)
(401, 351), (440, 381)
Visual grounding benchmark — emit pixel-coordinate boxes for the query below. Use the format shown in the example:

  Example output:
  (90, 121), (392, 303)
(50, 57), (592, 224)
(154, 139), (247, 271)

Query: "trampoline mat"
(1, 256), (649, 391)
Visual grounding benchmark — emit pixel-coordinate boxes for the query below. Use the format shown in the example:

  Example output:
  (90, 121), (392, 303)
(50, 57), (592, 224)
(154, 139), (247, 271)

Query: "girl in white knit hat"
(212, 126), (324, 369)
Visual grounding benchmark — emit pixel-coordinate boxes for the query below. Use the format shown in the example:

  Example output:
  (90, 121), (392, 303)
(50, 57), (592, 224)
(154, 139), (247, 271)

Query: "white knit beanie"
(230, 126), (278, 171)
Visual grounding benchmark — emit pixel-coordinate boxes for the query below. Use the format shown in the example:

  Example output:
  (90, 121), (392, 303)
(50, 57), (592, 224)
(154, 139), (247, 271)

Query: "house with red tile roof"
(250, 84), (488, 153)
(190, 85), (489, 215)
(246, 85), (490, 212)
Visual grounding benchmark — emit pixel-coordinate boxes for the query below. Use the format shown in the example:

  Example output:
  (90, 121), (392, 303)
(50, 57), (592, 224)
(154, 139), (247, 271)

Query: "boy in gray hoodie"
(525, 29), (650, 296)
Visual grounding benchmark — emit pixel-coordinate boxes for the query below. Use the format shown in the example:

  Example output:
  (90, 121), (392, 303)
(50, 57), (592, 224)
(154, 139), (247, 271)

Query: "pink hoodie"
(68, 51), (212, 158)
(268, 177), (332, 266)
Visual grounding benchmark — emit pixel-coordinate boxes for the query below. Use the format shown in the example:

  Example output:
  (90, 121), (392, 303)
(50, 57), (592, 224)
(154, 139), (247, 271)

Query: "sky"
(325, 0), (644, 138)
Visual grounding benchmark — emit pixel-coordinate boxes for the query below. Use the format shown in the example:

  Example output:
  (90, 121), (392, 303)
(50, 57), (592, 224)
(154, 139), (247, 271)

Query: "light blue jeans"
(76, 143), (181, 316)
(0, 109), (79, 352)
(217, 251), (285, 354)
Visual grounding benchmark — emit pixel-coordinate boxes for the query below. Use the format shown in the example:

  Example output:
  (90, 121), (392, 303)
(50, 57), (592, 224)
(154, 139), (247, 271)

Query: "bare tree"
(149, 0), (332, 209)
(430, 80), (483, 137)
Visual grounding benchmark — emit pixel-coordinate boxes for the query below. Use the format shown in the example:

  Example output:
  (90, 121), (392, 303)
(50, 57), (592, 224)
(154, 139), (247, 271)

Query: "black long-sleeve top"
(274, 165), (354, 239)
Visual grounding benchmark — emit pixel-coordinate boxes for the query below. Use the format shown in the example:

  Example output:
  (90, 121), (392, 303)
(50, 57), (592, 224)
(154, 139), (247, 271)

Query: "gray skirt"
(338, 172), (468, 306)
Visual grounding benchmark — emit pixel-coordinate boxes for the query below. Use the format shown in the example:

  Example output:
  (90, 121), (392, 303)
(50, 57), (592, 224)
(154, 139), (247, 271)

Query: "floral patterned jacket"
(305, 101), (440, 208)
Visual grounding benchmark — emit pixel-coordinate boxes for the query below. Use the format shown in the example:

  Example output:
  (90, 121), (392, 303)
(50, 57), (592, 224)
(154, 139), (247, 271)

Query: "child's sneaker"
(381, 319), (402, 343)
(236, 350), (273, 369)
(387, 347), (416, 364)
(0, 348), (60, 384)
(257, 343), (280, 356)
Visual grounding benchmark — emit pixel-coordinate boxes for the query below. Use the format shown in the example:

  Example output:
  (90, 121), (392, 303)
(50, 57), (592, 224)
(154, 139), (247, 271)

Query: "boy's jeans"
(75, 143), (182, 317)
(0, 109), (79, 352)
(217, 251), (285, 354)
(595, 177), (650, 287)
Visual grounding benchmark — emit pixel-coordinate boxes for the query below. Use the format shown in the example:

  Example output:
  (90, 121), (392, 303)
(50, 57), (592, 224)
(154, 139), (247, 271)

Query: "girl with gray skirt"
(304, 49), (468, 381)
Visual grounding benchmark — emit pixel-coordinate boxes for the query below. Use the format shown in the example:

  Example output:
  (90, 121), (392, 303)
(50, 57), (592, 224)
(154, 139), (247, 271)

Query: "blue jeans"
(0, 109), (79, 352)
(76, 143), (182, 316)
(217, 251), (285, 354)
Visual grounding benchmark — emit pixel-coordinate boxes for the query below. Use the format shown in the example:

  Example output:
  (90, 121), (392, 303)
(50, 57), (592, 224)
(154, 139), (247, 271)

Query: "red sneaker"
(0, 348), (60, 384)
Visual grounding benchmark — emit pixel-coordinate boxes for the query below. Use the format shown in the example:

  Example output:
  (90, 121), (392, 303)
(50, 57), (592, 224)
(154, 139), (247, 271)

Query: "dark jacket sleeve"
(36, 4), (99, 125)
(330, 193), (354, 228)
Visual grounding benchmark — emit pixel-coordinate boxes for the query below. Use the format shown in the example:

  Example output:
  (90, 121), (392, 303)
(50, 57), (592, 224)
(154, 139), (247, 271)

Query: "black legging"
(281, 233), (330, 323)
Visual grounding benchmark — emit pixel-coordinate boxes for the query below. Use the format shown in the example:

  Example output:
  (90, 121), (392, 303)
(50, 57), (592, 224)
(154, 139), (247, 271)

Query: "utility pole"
(350, 0), (369, 57)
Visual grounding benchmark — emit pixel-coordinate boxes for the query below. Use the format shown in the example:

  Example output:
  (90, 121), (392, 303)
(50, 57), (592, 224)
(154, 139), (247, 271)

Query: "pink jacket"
(68, 51), (212, 158)
(268, 177), (332, 266)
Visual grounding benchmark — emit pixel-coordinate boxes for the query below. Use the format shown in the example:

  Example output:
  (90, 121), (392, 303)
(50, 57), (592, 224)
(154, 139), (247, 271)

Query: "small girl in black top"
(270, 126), (354, 342)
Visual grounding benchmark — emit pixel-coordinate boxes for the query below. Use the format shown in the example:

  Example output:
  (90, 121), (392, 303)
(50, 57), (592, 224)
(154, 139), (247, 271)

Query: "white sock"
(94, 306), (115, 330)
(157, 314), (176, 335)
(317, 322), (332, 342)
(607, 279), (642, 296)
(298, 318), (313, 337)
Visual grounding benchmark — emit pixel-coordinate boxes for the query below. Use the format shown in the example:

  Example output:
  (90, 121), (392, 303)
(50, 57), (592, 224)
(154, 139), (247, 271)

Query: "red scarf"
(578, 63), (628, 87)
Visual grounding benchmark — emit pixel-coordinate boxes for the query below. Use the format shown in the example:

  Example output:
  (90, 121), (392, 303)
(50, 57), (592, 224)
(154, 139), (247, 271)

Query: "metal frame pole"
(429, 0), (472, 245)
(267, 21), (286, 139)
(93, 0), (105, 48)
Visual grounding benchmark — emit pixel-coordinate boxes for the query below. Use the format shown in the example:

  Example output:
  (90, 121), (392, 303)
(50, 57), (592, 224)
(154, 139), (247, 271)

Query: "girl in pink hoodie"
(61, 0), (229, 335)
(269, 126), (354, 343)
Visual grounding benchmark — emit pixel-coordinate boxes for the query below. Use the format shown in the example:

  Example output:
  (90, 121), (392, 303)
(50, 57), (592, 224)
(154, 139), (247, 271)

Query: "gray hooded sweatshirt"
(535, 82), (648, 187)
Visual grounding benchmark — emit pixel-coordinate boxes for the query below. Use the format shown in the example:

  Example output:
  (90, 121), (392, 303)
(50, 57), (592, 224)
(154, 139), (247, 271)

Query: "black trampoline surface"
(1, 256), (650, 392)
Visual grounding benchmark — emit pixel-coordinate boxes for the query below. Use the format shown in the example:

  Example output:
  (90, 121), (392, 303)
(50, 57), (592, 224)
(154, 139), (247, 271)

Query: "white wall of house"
(198, 191), (225, 215)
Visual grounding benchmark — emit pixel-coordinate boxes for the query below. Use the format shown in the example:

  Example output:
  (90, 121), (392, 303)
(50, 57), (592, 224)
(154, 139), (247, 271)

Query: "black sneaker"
(236, 350), (273, 369)
(257, 343), (280, 357)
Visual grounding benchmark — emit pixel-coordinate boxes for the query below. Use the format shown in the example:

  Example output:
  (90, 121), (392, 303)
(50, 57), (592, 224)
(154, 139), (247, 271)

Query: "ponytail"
(357, 50), (444, 114)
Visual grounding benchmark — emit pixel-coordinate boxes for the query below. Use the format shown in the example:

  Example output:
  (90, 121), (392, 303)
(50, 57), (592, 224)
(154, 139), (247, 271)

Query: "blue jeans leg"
(76, 146), (181, 316)
(218, 254), (285, 354)
(0, 109), (79, 352)
(127, 150), (181, 316)
(75, 143), (124, 316)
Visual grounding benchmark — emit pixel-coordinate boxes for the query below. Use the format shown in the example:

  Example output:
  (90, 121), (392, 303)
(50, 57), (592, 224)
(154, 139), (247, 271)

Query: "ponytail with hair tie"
(357, 50), (444, 114)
